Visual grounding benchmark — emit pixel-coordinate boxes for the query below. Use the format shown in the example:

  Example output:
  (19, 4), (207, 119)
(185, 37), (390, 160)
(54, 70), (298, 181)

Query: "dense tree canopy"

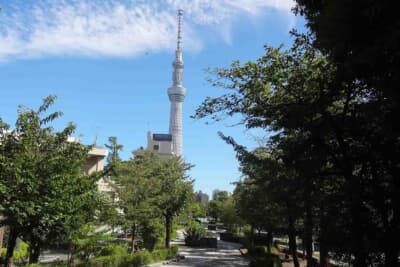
(112, 151), (193, 250)
(194, 29), (399, 266)
(0, 96), (100, 266)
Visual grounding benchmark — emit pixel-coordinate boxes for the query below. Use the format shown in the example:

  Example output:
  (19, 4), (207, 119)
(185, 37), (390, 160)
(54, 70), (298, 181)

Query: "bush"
(1, 241), (29, 263)
(248, 246), (282, 267)
(248, 246), (268, 257)
(99, 243), (128, 256)
(86, 245), (178, 267)
(148, 246), (178, 263)
(21, 246), (179, 267)
(184, 221), (206, 245)
(141, 220), (164, 251)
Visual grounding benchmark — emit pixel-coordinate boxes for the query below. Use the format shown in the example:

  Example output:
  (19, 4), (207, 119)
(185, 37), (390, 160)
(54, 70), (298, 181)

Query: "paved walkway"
(149, 231), (249, 267)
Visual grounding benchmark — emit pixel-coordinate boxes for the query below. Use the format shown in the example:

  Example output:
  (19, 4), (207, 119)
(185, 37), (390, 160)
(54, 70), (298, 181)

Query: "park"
(1, 1), (399, 267)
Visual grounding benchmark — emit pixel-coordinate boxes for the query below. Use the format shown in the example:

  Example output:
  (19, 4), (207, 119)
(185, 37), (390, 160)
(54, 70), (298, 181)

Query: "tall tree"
(113, 152), (160, 252)
(156, 156), (193, 248)
(194, 33), (396, 266)
(294, 2), (400, 266)
(0, 96), (99, 266)
(105, 136), (123, 167)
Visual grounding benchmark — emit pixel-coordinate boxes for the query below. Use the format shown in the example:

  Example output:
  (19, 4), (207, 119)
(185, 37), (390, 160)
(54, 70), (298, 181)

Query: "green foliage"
(154, 156), (193, 248)
(184, 221), (206, 244)
(71, 224), (110, 263)
(195, 25), (400, 266)
(113, 152), (162, 251)
(141, 220), (164, 251)
(207, 190), (230, 222)
(207, 200), (219, 222)
(113, 152), (193, 249)
(80, 246), (178, 267)
(248, 246), (282, 267)
(99, 243), (128, 256)
(219, 196), (243, 232)
(292, 3), (400, 265)
(207, 191), (243, 232)
(190, 202), (206, 218)
(105, 136), (123, 167)
(1, 241), (29, 262)
(0, 95), (100, 264)
(115, 152), (161, 227)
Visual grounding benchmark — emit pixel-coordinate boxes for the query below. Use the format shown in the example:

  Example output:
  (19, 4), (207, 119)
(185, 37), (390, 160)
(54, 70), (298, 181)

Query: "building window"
(153, 145), (159, 150)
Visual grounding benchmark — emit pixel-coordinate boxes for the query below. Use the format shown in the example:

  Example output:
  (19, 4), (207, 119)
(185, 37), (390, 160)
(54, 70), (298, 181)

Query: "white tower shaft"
(168, 10), (186, 156)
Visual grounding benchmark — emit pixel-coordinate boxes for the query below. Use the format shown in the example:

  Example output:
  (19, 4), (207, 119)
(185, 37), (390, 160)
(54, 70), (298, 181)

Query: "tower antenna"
(177, 9), (183, 51)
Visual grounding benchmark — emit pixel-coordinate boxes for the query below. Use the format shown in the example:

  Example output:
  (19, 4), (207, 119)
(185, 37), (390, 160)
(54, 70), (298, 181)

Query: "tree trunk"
(130, 224), (137, 253)
(319, 211), (329, 267)
(319, 241), (328, 267)
(0, 227), (4, 256)
(384, 227), (399, 266)
(28, 239), (41, 264)
(67, 242), (73, 267)
(288, 207), (300, 267)
(4, 226), (18, 267)
(165, 214), (172, 248)
(304, 193), (314, 267)
(249, 224), (254, 247)
(349, 175), (367, 267)
(266, 231), (273, 254)
(383, 200), (400, 267)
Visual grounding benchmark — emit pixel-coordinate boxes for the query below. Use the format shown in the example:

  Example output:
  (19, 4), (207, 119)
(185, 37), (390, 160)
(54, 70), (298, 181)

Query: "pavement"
(148, 231), (249, 267)
(39, 250), (69, 264)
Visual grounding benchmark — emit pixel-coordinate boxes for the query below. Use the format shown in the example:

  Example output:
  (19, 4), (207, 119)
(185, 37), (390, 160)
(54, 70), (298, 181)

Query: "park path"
(149, 231), (249, 267)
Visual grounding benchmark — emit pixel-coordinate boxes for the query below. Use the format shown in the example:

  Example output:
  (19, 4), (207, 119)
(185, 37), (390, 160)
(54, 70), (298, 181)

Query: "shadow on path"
(150, 240), (249, 267)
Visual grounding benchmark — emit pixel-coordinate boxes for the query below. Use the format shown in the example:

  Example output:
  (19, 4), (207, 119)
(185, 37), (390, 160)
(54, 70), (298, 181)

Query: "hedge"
(19, 245), (178, 267)
(78, 246), (177, 267)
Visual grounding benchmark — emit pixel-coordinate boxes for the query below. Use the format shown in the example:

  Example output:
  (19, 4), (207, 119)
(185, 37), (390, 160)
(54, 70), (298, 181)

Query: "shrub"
(248, 246), (268, 257)
(248, 246), (282, 267)
(141, 220), (164, 251)
(86, 245), (178, 267)
(1, 241), (29, 263)
(168, 245), (178, 258)
(148, 246), (177, 263)
(99, 243), (128, 256)
(184, 221), (206, 245)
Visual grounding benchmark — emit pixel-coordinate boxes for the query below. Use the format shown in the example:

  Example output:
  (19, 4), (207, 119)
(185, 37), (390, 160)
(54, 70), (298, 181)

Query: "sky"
(0, 0), (306, 197)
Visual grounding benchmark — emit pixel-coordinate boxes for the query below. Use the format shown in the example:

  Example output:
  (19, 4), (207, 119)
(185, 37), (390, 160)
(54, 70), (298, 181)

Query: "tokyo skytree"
(168, 9), (186, 157)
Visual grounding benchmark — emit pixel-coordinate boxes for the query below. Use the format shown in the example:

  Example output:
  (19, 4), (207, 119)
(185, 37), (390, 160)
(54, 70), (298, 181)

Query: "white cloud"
(0, 0), (295, 61)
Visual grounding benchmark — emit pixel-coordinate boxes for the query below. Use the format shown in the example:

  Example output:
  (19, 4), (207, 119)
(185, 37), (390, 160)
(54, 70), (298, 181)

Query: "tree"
(207, 190), (230, 223)
(224, 136), (303, 267)
(0, 95), (99, 266)
(294, 2), (400, 266)
(294, 1), (400, 107)
(190, 202), (206, 219)
(156, 156), (193, 248)
(219, 195), (243, 233)
(70, 224), (109, 265)
(193, 32), (398, 266)
(105, 136), (123, 167)
(113, 152), (160, 252)
(234, 175), (282, 250)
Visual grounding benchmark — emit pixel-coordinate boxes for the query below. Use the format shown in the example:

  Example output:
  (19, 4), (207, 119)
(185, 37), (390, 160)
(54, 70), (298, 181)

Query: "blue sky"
(0, 0), (305, 197)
